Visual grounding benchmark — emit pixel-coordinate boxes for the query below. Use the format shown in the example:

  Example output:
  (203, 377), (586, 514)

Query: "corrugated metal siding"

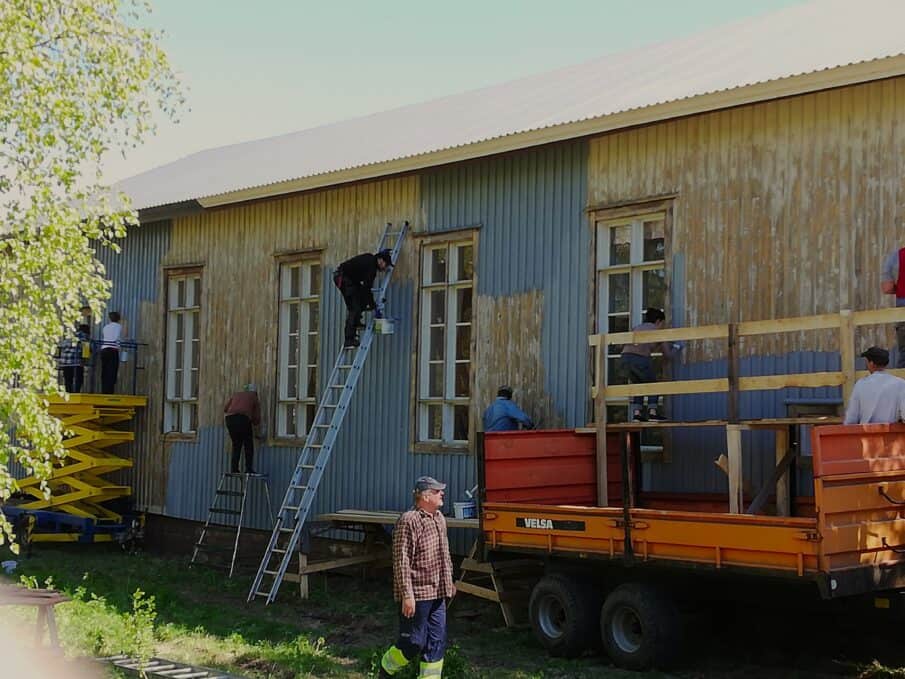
(645, 351), (840, 497)
(423, 141), (590, 429)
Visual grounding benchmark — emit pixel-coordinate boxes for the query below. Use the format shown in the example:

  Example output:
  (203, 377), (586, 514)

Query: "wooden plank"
(460, 558), (493, 574)
(605, 378), (728, 398)
(852, 307), (905, 326)
(738, 372), (845, 391)
(727, 425), (743, 514)
(839, 310), (856, 404)
(318, 510), (479, 530)
(298, 553), (387, 575)
(776, 427), (791, 517)
(747, 447), (795, 515)
(454, 580), (501, 602)
(594, 338), (608, 507)
(737, 313), (841, 336)
(599, 324), (728, 345)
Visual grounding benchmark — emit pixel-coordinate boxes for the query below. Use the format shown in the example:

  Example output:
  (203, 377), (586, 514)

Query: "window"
(596, 211), (668, 457)
(276, 259), (321, 438)
(417, 240), (474, 445)
(164, 270), (202, 434)
(596, 212), (666, 383)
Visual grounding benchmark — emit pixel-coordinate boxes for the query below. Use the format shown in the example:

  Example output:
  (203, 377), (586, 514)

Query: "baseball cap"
(861, 346), (890, 365)
(414, 476), (446, 492)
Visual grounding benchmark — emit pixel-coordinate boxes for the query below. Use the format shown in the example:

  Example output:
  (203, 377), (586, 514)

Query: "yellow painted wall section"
(133, 177), (420, 509)
(589, 77), (905, 357)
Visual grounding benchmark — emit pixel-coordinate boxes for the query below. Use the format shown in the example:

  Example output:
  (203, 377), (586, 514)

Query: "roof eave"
(179, 54), (905, 210)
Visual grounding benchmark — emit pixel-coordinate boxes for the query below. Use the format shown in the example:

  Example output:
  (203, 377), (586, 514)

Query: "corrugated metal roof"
(117, 0), (905, 211)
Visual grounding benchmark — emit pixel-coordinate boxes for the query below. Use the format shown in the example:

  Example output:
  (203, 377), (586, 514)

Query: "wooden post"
(594, 337), (609, 507)
(839, 309), (855, 405)
(298, 552), (309, 599)
(775, 427), (791, 517)
(727, 323), (740, 424)
(726, 324), (743, 514)
(727, 424), (743, 514)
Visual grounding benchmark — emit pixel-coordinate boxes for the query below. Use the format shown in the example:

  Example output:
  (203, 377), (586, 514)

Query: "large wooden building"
(103, 1), (905, 542)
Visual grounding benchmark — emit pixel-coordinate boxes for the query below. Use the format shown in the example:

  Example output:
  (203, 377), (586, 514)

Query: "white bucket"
(453, 501), (476, 520)
(375, 318), (395, 335)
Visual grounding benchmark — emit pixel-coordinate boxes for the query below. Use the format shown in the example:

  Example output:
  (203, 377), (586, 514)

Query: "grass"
(2, 545), (905, 678)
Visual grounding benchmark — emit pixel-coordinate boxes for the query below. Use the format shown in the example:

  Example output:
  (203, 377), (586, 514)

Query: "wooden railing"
(590, 307), (905, 410)
(587, 307), (905, 511)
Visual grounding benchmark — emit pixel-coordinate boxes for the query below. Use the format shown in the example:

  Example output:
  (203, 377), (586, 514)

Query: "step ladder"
(248, 221), (409, 604)
(191, 472), (273, 578)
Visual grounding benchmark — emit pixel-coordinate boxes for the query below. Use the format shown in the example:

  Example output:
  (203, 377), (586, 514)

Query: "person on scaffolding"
(620, 307), (680, 422)
(333, 249), (393, 348)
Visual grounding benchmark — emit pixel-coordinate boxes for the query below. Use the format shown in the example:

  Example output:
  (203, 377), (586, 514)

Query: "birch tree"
(0, 0), (180, 545)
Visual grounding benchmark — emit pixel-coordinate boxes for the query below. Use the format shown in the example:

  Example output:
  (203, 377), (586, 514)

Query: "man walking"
(379, 476), (455, 678)
(482, 385), (534, 432)
(844, 347), (905, 424)
(333, 249), (393, 348)
(881, 245), (905, 368)
(223, 384), (262, 474)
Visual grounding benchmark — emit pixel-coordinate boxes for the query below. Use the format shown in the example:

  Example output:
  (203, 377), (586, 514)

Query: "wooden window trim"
(589, 200), (675, 463)
(162, 267), (204, 438)
(409, 227), (479, 454)
(272, 254), (323, 442)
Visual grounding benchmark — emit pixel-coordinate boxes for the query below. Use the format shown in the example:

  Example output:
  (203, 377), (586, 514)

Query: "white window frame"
(276, 258), (321, 439)
(164, 270), (202, 434)
(417, 239), (474, 446)
(595, 210), (669, 458)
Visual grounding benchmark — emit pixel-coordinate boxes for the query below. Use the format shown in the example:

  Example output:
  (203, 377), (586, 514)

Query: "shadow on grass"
(1, 544), (395, 678)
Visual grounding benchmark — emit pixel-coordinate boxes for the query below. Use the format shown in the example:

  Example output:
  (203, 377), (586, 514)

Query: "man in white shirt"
(844, 346), (905, 425)
(100, 311), (123, 394)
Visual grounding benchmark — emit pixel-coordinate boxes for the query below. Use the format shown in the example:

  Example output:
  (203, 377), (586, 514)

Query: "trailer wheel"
(600, 582), (680, 670)
(529, 574), (600, 657)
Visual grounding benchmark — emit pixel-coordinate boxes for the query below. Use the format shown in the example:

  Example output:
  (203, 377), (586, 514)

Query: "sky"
(103, 0), (808, 183)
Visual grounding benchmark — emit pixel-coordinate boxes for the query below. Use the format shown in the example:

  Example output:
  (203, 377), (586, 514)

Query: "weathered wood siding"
(589, 77), (905, 357)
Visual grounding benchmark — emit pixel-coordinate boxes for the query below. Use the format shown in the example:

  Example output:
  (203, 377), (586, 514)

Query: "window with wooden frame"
(276, 258), (321, 439)
(416, 237), (475, 447)
(595, 209), (669, 458)
(164, 269), (202, 434)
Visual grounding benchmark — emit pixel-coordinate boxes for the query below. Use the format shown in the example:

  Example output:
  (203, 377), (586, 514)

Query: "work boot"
(647, 407), (668, 421)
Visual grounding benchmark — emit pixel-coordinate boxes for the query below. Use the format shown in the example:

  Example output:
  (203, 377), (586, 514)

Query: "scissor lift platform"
(3, 394), (147, 544)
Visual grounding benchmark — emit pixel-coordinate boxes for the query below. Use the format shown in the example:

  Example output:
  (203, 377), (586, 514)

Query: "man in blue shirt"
(482, 386), (534, 432)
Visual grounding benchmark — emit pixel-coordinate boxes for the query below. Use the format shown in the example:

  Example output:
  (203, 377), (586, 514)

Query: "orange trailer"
(478, 424), (905, 669)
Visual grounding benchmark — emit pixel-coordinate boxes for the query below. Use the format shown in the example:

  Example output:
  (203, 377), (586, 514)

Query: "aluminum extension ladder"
(248, 221), (409, 604)
(191, 472), (273, 578)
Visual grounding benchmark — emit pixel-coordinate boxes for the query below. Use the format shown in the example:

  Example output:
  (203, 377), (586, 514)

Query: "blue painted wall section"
(423, 141), (590, 427)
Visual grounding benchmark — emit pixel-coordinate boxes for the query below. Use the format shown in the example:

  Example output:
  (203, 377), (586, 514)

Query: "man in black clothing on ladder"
(333, 249), (393, 347)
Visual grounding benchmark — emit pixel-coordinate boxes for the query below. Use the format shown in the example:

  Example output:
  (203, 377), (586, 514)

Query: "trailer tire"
(529, 574), (600, 657)
(600, 582), (680, 670)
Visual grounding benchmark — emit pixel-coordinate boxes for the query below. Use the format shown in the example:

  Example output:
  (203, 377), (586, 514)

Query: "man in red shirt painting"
(379, 476), (455, 678)
(223, 384), (262, 474)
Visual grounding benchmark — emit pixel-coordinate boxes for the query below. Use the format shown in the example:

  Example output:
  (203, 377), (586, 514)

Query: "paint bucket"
(453, 501), (476, 520)
(375, 318), (395, 335)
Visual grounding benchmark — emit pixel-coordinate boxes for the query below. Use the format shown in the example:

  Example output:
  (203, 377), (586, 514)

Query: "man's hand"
(402, 597), (415, 618)
(882, 280), (897, 295)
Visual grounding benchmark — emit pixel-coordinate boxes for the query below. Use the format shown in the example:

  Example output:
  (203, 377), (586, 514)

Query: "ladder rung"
(312, 424), (331, 428)
(264, 569), (279, 576)
(283, 505), (299, 512)
(290, 484), (308, 490)
(271, 548), (286, 555)
(298, 464), (316, 470)
(194, 543), (232, 552)
(210, 508), (241, 515)
(216, 490), (243, 497)
(253, 591), (270, 597)
(337, 364), (354, 369)
(306, 444), (323, 448)
(279, 527), (295, 533)
(329, 384), (348, 389)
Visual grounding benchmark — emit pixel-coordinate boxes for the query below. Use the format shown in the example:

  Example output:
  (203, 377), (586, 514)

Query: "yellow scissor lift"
(4, 394), (147, 544)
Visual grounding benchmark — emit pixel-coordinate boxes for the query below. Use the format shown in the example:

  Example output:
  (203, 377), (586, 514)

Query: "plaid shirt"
(58, 331), (88, 367)
(392, 507), (456, 602)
